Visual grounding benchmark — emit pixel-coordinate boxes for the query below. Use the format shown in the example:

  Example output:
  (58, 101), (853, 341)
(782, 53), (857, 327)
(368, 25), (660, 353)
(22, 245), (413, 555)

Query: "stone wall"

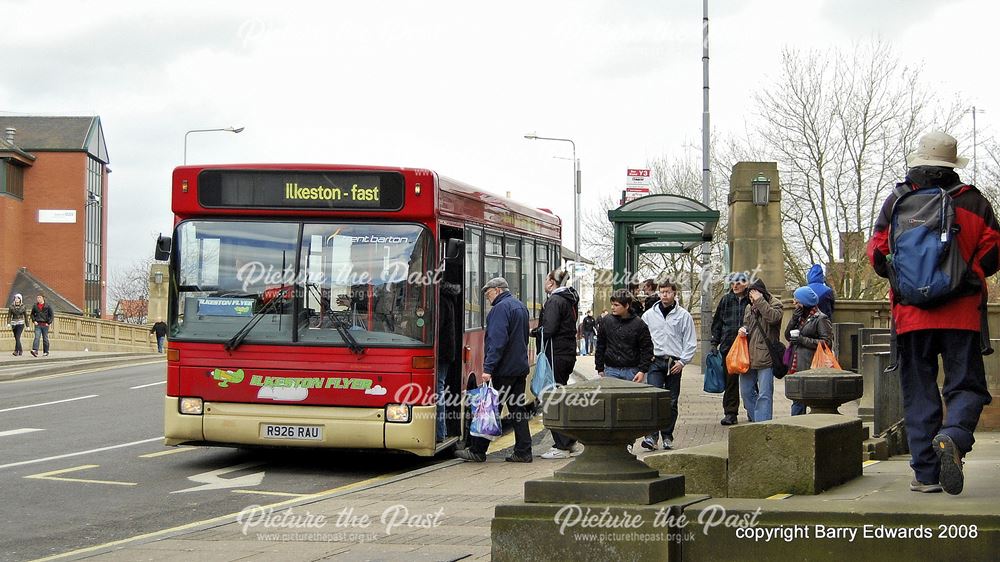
(0, 311), (156, 352)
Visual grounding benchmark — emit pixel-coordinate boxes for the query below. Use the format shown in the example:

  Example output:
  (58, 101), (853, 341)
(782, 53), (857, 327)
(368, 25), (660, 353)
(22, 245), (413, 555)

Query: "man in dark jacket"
(581, 311), (597, 355)
(149, 318), (168, 353)
(30, 294), (54, 357)
(455, 277), (532, 463)
(596, 290), (653, 381)
(868, 131), (1000, 495)
(711, 272), (751, 425)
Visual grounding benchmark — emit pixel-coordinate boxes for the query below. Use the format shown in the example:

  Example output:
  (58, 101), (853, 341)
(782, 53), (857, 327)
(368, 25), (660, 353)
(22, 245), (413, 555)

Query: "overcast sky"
(1, 0), (996, 274)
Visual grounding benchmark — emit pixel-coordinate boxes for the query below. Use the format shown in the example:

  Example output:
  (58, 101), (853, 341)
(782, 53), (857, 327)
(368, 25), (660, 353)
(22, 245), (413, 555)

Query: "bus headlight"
(179, 397), (204, 415)
(385, 404), (410, 423)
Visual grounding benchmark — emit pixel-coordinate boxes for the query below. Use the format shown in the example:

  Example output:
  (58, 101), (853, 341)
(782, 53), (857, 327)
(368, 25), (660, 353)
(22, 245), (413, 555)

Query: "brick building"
(0, 116), (109, 316)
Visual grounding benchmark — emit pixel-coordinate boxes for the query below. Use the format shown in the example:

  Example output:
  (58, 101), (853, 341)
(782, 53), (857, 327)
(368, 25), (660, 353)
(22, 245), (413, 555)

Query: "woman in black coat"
(533, 269), (581, 459)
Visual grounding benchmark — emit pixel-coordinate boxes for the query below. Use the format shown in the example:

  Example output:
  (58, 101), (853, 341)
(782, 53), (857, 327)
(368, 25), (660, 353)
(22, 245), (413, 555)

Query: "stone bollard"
(783, 367), (863, 414)
(832, 322), (863, 372)
(491, 378), (707, 561)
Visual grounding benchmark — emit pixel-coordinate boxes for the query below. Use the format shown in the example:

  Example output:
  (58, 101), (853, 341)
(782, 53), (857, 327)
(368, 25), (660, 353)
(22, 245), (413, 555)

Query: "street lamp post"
(184, 126), (245, 164)
(523, 134), (580, 272)
(967, 106), (986, 185)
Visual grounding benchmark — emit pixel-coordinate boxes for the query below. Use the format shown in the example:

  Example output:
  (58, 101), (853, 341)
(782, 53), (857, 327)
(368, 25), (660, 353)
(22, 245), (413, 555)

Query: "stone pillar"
(728, 162), (784, 297)
(148, 263), (169, 324)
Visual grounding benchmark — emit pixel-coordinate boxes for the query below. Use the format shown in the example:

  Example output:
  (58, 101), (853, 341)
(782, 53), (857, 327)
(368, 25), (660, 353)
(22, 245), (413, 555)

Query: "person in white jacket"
(637, 282), (697, 451)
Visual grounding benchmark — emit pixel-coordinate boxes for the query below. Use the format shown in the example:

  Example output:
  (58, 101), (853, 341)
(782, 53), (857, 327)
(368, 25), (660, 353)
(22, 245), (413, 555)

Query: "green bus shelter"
(607, 194), (720, 289)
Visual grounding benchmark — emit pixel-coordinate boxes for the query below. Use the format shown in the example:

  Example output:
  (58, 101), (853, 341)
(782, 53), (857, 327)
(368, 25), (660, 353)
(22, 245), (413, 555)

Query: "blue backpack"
(886, 182), (977, 308)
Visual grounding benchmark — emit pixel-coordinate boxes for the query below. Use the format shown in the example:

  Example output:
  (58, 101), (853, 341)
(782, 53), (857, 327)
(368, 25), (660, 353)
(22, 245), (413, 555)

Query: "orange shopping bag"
(726, 333), (751, 374)
(810, 341), (842, 370)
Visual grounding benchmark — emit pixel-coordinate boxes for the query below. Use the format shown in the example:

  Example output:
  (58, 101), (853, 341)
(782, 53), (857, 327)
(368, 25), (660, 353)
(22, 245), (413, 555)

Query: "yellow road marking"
(488, 416), (546, 453)
(231, 490), (310, 498)
(766, 493), (793, 500)
(140, 447), (197, 458)
(863, 460), (881, 467)
(32, 471), (401, 561)
(25, 464), (137, 487)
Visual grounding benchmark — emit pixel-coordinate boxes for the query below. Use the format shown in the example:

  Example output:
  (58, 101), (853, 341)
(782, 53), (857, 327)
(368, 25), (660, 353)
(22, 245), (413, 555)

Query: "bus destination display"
(198, 170), (405, 210)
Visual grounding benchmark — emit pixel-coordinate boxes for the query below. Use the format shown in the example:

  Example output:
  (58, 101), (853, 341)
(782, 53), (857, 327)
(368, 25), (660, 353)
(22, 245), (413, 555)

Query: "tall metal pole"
(699, 0), (713, 359)
(574, 152), (581, 265)
(966, 106), (985, 185)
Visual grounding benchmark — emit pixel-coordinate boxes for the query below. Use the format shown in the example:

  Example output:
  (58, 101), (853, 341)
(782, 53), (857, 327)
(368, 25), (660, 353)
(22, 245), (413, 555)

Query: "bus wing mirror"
(445, 238), (464, 260)
(154, 235), (172, 261)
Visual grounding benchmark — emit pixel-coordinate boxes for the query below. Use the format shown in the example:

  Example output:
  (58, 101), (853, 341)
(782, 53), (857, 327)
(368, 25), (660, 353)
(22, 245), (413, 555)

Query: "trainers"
(662, 438), (674, 450)
(505, 453), (533, 463)
(933, 434), (964, 495)
(626, 443), (634, 455)
(454, 448), (486, 463)
(43, 352), (49, 356)
(909, 479), (942, 493)
(640, 438), (657, 451)
(540, 447), (572, 460)
(570, 443), (584, 457)
(720, 414), (738, 426)
(30, 350), (37, 357)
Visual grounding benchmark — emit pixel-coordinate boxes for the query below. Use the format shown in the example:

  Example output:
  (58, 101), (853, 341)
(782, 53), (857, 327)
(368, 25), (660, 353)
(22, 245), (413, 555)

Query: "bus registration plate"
(260, 424), (323, 441)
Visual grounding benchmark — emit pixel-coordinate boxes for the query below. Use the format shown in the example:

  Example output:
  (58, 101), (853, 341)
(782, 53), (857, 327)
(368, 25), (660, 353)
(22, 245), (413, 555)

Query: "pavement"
(21, 354), (1000, 561)
(0, 351), (164, 381)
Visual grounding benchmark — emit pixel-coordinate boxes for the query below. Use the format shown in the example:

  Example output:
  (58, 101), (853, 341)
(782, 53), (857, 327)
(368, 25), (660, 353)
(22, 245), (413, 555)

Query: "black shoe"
(640, 438), (657, 451)
(933, 434), (964, 495)
(505, 453), (532, 463)
(454, 448), (486, 463)
(720, 414), (738, 426)
(30, 350), (37, 357)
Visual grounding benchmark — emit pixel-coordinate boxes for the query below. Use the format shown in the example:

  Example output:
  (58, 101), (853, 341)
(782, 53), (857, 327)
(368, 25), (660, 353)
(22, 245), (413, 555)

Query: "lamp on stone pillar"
(154, 271), (163, 285)
(751, 174), (771, 206)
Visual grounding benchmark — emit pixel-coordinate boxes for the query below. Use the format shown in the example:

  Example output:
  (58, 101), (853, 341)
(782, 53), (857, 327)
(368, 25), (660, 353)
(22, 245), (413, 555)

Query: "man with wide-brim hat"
(868, 130), (1000, 495)
(454, 277), (533, 463)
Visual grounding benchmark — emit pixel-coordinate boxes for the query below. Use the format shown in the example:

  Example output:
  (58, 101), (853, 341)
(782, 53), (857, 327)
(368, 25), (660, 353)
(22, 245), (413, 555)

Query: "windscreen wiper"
(330, 309), (365, 356)
(224, 290), (287, 352)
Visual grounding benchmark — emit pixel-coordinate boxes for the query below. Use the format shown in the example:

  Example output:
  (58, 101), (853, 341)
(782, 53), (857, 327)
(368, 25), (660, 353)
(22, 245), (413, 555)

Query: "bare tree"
(108, 257), (155, 324)
(751, 40), (967, 298)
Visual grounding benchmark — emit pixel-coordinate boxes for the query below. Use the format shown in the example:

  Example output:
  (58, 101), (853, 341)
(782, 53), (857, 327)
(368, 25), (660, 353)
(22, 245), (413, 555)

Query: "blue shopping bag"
(703, 350), (725, 394)
(469, 382), (501, 440)
(531, 333), (556, 397)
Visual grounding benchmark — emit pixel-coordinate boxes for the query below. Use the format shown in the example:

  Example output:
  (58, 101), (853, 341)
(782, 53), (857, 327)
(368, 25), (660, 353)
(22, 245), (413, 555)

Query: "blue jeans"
(32, 325), (50, 353)
(156, 336), (165, 353)
(646, 357), (681, 442)
(585, 334), (596, 355)
(740, 367), (774, 422)
(604, 366), (639, 381)
(791, 400), (807, 416)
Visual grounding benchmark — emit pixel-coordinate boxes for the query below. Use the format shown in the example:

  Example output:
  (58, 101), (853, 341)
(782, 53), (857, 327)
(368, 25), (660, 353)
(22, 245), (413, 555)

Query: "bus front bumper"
(163, 397), (438, 456)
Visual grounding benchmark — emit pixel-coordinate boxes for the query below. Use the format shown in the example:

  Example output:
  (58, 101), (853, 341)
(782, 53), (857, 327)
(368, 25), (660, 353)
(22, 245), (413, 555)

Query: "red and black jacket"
(867, 177), (1000, 334)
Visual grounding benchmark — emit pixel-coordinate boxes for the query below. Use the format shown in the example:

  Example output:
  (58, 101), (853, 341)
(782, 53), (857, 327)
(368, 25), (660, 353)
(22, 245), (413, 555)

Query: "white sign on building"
(38, 210), (77, 224)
